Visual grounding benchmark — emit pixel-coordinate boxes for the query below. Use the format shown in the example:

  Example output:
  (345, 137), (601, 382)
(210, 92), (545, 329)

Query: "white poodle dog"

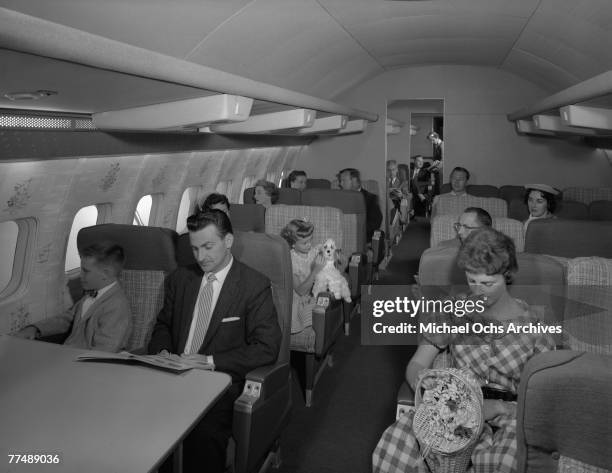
(312, 238), (352, 302)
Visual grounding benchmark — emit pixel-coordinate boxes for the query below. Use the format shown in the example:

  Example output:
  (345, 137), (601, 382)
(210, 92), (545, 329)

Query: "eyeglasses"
(453, 222), (480, 232)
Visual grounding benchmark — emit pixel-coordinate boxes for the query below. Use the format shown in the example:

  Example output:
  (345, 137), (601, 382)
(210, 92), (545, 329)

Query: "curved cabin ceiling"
(1, 0), (612, 112)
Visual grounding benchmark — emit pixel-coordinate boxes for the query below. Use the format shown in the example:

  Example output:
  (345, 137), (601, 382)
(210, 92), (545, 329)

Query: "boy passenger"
(13, 242), (132, 352)
(149, 210), (281, 473)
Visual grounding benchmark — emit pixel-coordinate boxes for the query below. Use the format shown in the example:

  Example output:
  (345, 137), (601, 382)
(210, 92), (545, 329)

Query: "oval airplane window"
(0, 220), (19, 293)
(65, 205), (99, 272)
(177, 186), (203, 233)
(133, 194), (153, 226)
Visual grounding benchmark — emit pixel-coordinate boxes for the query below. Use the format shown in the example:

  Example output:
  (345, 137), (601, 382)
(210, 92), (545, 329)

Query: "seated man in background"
(13, 241), (132, 352)
(437, 206), (492, 249)
(431, 166), (470, 216)
(149, 210), (281, 473)
(387, 159), (410, 224)
(338, 167), (383, 243)
(287, 170), (308, 190)
(201, 192), (230, 215)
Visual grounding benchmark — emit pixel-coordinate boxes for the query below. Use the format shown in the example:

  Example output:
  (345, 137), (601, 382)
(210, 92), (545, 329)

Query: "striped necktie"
(188, 273), (216, 354)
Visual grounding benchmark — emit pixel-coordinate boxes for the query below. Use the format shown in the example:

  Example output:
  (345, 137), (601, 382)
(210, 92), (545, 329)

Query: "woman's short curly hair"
(524, 188), (557, 214)
(254, 179), (279, 204)
(457, 227), (518, 284)
(280, 219), (314, 246)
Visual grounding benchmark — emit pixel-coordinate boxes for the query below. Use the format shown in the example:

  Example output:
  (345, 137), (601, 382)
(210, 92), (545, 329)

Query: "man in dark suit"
(338, 167), (383, 243)
(410, 155), (440, 217)
(149, 210), (281, 473)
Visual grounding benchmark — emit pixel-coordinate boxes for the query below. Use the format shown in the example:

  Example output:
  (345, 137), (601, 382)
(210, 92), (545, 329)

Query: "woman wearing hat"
(523, 184), (559, 232)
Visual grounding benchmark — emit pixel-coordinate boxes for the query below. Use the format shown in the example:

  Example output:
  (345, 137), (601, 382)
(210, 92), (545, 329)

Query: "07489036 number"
(7, 454), (61, 464)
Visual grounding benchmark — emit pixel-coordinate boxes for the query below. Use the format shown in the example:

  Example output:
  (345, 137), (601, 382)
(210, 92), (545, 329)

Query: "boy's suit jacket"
(34, 283), (132, 352)
(148, 260), (281, 382)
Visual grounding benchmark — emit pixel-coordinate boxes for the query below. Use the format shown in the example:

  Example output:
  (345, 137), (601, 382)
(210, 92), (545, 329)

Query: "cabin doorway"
(386, 99), (444, 240)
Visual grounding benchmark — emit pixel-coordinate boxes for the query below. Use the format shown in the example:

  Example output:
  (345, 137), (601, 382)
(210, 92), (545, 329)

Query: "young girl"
(280, 219), (326, 349)
(373, 227), (556, 473)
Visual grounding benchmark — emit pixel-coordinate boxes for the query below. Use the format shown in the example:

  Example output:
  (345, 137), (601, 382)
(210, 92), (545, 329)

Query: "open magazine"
(76, 351), (214, 373)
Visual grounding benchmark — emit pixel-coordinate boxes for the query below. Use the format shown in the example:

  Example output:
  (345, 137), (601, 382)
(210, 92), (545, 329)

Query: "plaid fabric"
(564, 257), (612, 354)
(562, 187), (612, 205)
(373, 306), (555, 473)
(266, 205), (344, 250)
(430, 216), (524, 251)
(119, 270), (166, 351)
(432, 195), (508, 218)
(558, 455), (612, 473)
(289, 326), (316, 352)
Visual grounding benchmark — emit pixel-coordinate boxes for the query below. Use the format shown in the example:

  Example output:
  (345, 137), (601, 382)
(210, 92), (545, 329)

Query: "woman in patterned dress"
(280, 219), (326, 350)
(373, 227), (556, 473)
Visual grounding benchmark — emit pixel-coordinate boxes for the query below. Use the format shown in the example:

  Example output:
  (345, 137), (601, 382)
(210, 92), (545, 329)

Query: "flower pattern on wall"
(152, 165), (168, 188)
(37, 243), (53, 264)
(10, 304), (30, 332)
(199, 163), (207, 177)
(100, 163), (120, 192)
(4, 178), (33, 214)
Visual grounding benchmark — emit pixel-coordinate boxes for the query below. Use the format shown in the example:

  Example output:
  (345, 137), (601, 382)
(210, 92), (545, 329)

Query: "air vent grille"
(0, 111), (96, 131)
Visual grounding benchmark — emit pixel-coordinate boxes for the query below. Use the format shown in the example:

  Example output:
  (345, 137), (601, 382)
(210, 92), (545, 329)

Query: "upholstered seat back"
(432, 194), (507, 218)
(230, 204), (266, 232)
(562, 187), (612, 205)
(564, 257), (612, 355)
(77, 224), (178, 351)
(302, 189), (366, 254)
(588, 200), (612, 220)
(265, 204), (344, 252)
(231, 232), (293, 364)
(243, 187), (301, 205)
(430, 215), (524, 251)
(525, 219), (612, 258)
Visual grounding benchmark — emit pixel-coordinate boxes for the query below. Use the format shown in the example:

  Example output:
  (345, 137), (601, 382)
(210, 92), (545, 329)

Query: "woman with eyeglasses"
(373, 227), (556, 473)
(523, 184), (559, 232)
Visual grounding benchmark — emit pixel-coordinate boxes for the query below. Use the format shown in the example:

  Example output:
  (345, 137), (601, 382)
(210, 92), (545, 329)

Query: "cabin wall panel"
(0, 160), (77, 333)
(298, 65), (612, 191)
(0, 145), (301, 335)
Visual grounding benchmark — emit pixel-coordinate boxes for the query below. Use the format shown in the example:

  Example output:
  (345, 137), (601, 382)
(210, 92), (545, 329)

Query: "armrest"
(238, 363), (290, 404)
(517, 350), (612, 472)
(233, 363), (292, 473)
(312, 292), (344, 356)
(348, 252), (366, 299)
(371, 230), (385, 267)
(396, 381), (416, 420)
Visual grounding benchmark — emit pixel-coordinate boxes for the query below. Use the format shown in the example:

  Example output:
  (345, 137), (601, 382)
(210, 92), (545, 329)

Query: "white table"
(0, 336), (231, 473)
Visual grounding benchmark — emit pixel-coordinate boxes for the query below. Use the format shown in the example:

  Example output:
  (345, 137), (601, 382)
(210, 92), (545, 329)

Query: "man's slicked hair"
(463, 207), (492, 227)
(187, 209), (233, 238)
(201, 193), (230, 212)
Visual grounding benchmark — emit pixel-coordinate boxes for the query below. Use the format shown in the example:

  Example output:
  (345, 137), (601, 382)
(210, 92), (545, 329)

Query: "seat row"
(431, 216), (612, 258)
(238, 188), (385, 273)
(75, 217), (354, 471)
(402, 246), (612, 473)
(432, 191), (612, 222)
(439, 184), (612, 205)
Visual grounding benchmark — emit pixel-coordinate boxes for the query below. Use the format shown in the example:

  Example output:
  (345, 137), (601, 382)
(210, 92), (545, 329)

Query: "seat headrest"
(77, 224), (177, 272)
(525, 220), (612, 258)
(229, 204), (266, 232)
(301, 189), (366, 214)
